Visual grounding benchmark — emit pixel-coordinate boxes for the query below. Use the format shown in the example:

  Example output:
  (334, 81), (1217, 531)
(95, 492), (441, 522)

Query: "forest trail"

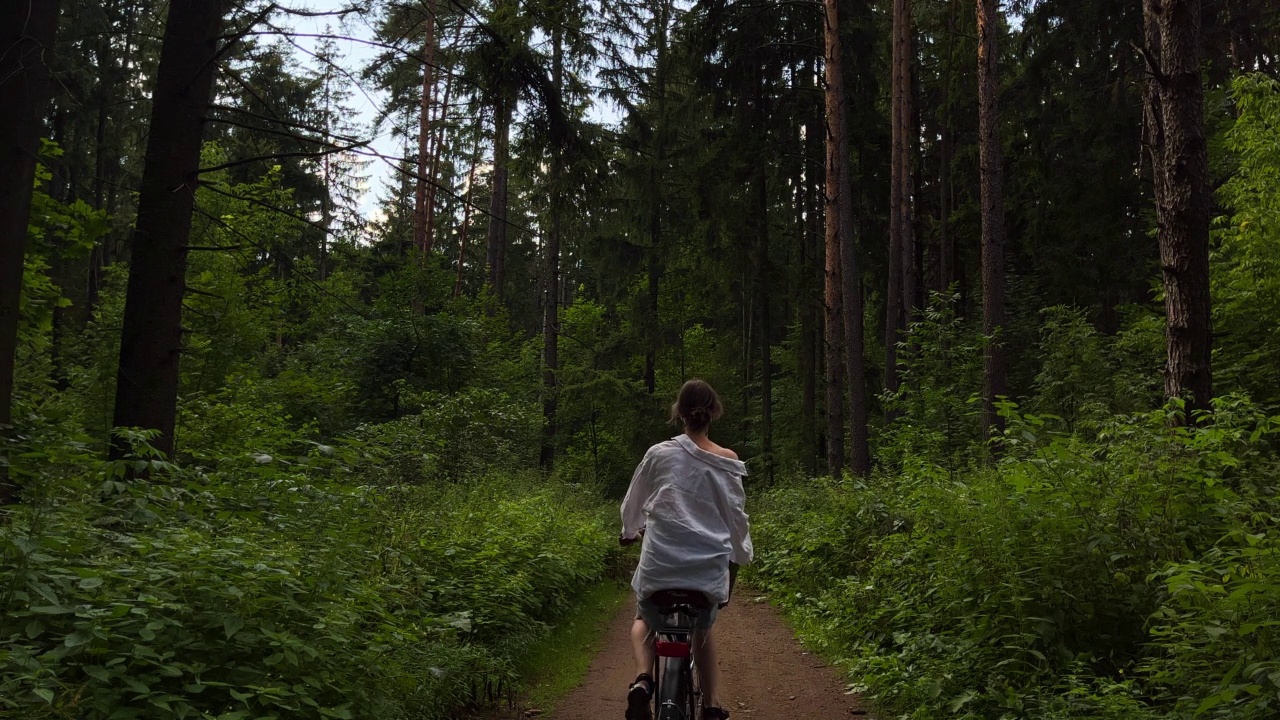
(546, 592), (869, 720)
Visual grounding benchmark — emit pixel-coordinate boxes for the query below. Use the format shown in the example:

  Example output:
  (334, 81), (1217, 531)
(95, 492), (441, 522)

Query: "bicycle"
(647, 588), (709, 720)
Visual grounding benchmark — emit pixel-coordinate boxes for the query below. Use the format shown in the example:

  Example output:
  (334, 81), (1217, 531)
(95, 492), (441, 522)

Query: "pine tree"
(0, 0), (62, 503)
(976, 0), (1008, 440)
(886, 0), (916, 406)
(413, 0), (440, 258)
(111, 0), (227, 460)
(822, 0), (847, 478)
(1141, 0), (1212, 416)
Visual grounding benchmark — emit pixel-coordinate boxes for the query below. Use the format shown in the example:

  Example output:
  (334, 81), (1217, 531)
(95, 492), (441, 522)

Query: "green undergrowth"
(748, 399), (1280, 720)
(512, 579), (631, 714)
(0, 426), (620, 720)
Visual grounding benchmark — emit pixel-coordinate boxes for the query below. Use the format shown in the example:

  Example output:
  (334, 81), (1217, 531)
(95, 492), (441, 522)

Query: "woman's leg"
(693, 627), (721, 708)
(632, 616), (656, 679)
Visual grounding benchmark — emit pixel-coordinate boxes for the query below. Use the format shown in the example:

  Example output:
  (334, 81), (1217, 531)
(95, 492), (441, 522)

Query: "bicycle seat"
(648, 589), (712, 610)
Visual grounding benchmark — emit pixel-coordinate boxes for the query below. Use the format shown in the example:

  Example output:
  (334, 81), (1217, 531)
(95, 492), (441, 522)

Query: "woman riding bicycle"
(620, 379), (753, 720)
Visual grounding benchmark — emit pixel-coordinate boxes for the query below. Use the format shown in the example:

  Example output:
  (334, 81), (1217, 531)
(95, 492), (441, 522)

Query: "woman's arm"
(620, 449), (656, 541)
(723, 476), (753, 568)
(722, 562), (740, 608)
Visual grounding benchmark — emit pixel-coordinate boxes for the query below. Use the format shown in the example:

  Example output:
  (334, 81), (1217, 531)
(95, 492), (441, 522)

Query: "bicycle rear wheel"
(688, 653), (702, 720)
(656, 654), (687, 720)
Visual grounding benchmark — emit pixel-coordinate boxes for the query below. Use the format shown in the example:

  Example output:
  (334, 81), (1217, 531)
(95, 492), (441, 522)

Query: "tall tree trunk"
(425, 68), (454, 256)
(541, 28), (563, 472)
(412, 0), (439, 258)
(800, 72), (820, 476)
(644, 0), (671, 396)
(756, 161), (774, 481)
(486, 96), (512, 300)
(939, 125), (953, 293)
(886, 0), (914, 406)
(319, 66), (333, 281)
(841, 226), (870, 475)
(977, 0), (1008, 441)
(111, 0), (226, 460)
(0, 0), (61, 504)
(1142, 0), (1213, 416)
(87, 32), (113, 311)
(644, 253), (660, 394)
(823, 0), (853, 479)
(830, 6), (870, 478)
(455, 122), (482, 298)
(908, 45), (922, 313)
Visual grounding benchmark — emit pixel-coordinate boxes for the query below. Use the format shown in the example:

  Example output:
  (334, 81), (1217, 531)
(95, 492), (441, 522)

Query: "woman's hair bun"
(669, 379), (723, 432)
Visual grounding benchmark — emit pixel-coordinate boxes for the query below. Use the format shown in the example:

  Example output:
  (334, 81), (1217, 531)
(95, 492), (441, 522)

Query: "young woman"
(619, 379), (753, 720)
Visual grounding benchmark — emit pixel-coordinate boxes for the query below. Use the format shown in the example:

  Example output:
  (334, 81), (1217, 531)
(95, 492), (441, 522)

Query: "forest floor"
(536, 590), (870, 720)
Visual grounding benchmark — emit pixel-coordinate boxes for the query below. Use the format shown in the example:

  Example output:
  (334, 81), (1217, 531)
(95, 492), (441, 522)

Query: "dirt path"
(548, 592), (869, 720)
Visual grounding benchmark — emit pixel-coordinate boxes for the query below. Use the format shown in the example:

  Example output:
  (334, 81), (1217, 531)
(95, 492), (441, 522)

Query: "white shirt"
(620, 435), (754, 604)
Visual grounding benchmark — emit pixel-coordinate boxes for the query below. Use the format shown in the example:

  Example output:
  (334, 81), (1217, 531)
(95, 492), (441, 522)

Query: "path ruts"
(548, 592), (869, 719)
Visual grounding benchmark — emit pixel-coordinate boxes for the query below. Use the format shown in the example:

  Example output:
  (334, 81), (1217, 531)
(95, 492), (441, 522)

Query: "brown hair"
(669, 379), (724, 433)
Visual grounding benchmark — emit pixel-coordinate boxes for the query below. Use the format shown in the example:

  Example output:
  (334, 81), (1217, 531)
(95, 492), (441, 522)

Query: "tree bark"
(823, 0), (853, 479)
(886, 0), (914, 406)
(425, 67), (453, 257)
(0, 0), (61, 503)
(88, 28), (114, 311)
(319, 62), (334, 281)
(755, 158), (774, 481)
(412, 0), (439, 259)
(841, 218), (870, 476)
(977, 0), (1008, 441)
(644, 253), (661, 394)
(644, 0), (672, 397)
(830, 7), (870, 478)
(1142, 0), (1213, 416)
(939, 124), (953, 293)
(800, 69), (821, 476)
(540, 28), (563, 472)
(939, 0), (957, 296)
(111, 0), (226, 460)
(486, 96), (511, 301)
(455, 121), (482, 298)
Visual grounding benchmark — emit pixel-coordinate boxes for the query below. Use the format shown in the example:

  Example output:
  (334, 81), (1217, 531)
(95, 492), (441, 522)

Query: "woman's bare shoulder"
(707, 442), (738, 461)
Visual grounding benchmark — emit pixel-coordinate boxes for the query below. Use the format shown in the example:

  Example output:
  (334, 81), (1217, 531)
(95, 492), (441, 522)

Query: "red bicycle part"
(655, 640), (690, 658)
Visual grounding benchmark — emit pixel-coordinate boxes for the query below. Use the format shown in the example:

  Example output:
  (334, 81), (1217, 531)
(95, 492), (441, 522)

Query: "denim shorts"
(636, 595), (719, 632)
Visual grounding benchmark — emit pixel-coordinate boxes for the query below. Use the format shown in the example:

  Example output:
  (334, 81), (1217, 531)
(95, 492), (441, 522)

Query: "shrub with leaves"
(749, 397), (1280, 720)
(1, 422), (616, 720)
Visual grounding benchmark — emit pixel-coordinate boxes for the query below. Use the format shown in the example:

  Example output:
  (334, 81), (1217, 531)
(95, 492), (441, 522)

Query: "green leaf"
(29, 605), (73, 614)
(64, 630), (93, 648)
(948, 690), (977, 713)
(78, 576), (104, 590)
(34, 688), (55, 704)
(1195, 690), (1234, 716)
(224, 616), (245, 639)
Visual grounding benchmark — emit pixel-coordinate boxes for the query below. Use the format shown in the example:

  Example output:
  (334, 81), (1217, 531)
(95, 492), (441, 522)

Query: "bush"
(748, 398), (1280, 720)
(0, 426), (617, 720)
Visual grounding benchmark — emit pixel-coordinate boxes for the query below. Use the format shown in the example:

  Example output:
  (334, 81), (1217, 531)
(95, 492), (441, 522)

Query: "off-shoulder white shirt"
(620, 435), (753, 604)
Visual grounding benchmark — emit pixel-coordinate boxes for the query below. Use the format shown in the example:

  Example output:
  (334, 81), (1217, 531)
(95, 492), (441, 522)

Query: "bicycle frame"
(651, 602), (703, 720)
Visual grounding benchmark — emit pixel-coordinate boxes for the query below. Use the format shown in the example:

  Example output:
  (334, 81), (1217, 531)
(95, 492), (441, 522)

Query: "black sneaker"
(625, 674), (653, 720)
(702, 707), (730, 720)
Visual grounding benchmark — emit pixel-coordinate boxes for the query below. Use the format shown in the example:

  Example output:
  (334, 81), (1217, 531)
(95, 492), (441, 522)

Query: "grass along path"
(506, 580), (634, 716)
